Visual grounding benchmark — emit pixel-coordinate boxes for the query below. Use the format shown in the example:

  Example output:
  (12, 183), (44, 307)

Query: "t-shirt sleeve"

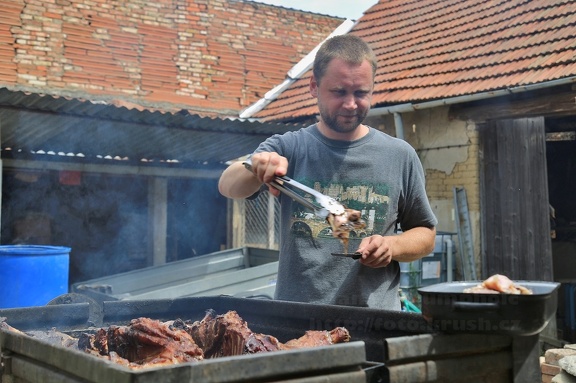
(398, 149), (438, 231)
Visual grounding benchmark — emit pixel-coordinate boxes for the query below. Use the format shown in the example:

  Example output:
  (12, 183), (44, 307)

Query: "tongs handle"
(243, 161), (328, 218)
(331, 252), (362, 260)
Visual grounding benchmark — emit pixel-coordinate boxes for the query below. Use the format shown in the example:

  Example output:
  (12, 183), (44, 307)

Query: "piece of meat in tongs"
(244, 160), (366, 253)
(326, 209), (366, 254)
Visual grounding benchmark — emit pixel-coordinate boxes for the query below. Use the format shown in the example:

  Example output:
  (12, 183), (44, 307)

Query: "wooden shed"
(0, 88), (304, 283)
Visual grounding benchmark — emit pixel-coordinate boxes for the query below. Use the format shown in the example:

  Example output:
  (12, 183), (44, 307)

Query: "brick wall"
(372, 109), (483, 275)
(1, 0), (342, 116)
(425, 126), (480, 212)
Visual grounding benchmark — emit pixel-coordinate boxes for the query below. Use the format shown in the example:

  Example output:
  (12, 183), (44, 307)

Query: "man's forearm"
(392, 226), (437, 262)
(218, 161), (263, 199)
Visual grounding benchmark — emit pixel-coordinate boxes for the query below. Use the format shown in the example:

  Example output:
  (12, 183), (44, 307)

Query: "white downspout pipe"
(393, 112), (404, 140)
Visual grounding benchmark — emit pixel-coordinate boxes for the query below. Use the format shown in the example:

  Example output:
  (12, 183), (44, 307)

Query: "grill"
(0, 295), (543, 382)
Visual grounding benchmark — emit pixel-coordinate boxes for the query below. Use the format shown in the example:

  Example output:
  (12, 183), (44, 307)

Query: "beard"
(318, 103), (368, 134)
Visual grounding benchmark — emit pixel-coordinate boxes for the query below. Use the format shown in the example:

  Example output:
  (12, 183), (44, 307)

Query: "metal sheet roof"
(0, 88), (305, 170)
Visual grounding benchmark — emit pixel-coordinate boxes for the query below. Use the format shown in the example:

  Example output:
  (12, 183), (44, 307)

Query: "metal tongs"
(243, 159), (345, 219)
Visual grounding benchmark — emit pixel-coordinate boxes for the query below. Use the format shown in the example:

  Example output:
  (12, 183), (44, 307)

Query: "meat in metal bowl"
(418, 280), (560, 336)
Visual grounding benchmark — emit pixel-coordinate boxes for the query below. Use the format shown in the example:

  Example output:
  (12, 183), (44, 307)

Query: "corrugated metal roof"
(253, 0), (576, 121)
(0, 88), (305, 169)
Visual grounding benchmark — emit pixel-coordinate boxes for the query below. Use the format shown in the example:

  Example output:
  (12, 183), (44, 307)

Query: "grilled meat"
(463, 274), (533, 295)
(185, 309), (282, 357)
(64, 310), (351, 370)
(79, 317), (204, 367)
(4, 310), (352, 371)
(282, 327), (350, 349)
(184, 310), (350, 356)
(327, 208), (366, 253)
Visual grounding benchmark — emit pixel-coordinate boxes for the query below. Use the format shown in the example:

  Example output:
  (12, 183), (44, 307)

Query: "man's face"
(310, 58), (374, 135)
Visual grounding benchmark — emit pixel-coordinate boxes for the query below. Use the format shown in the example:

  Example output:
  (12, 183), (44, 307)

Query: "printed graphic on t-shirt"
(289, 180), (390, 240)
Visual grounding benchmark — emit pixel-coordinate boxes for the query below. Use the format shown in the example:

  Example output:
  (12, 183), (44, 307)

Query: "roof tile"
(254, 0), (576, 121)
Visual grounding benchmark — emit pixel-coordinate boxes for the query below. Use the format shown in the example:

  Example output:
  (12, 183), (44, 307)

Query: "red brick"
(542, 362), (563, 376)
(545, 349), (576, 366)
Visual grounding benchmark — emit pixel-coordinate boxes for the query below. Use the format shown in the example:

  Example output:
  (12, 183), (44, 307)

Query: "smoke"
(2, 168), (227, 286)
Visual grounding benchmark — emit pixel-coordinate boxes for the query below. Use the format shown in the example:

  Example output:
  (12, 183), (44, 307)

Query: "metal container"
(72, 247), (279, 301)
(0, 296), (431, 382)
(418, 280), (560, 335)
(0, 245), (71, 308)
(1, 294), (548, 382)
(399, 259), (421, 289)
(420, 252), (444, 287)
(1, 330), (368, 383)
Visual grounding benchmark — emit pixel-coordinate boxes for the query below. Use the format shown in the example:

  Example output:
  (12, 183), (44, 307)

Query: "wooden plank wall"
(478, 117), (553, 281)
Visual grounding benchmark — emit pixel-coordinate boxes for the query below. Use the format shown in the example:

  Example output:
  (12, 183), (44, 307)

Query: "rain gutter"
(239, 19), (356, 119)
(368, 76), (576, 140)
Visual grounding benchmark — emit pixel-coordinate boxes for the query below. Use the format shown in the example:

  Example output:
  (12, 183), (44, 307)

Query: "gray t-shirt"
(252, 124), (437, 309)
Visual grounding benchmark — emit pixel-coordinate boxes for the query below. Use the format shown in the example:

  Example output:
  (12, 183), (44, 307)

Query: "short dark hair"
(313, 34), (377, 83)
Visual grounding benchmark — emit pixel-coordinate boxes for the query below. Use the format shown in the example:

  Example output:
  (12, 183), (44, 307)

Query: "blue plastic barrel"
(0, 245), (71, 308)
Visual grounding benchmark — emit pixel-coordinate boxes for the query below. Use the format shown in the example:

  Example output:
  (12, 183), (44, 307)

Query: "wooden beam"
(232, 198), (246, 248)
(2, 159), (222, 179)
(149, 177), (168, 266)
(450, 87), (576, 122)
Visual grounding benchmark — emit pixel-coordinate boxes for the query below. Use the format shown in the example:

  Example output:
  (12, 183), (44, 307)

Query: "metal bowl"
(418, 281), (560, 336)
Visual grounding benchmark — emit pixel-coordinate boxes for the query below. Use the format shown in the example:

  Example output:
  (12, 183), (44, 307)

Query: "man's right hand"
(248, 152), (288, 196)
(218, 152), (288, 199)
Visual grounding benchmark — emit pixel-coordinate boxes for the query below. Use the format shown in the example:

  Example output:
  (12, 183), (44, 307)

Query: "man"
(219, 34), (437, 310)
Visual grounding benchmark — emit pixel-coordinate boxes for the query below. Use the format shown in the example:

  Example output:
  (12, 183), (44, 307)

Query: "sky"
(251, 0), (379, 19)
